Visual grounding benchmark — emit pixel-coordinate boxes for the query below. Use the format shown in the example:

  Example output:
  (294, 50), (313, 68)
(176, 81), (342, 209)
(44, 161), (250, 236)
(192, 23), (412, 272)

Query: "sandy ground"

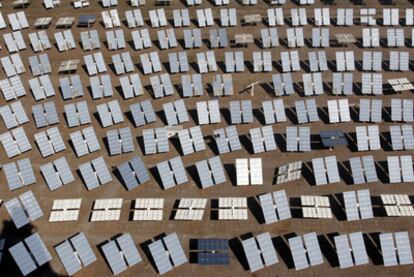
(0, 0), (413, 276)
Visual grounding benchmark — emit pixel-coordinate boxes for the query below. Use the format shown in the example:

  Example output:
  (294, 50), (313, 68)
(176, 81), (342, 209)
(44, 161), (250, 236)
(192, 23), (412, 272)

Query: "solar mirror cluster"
(0, 0), (414, 276)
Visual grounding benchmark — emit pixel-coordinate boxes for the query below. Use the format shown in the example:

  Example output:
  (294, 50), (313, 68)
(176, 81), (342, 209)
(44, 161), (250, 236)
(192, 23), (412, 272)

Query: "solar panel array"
(359, 99), (382, 123)
(380, 232), (414, 267)
(177, 126), (206, 155)
(213, 126), (241, 154)
(327, 99), (351, 123)
(32, 101), (59, 128)
(9, 233), (52, 276)
(3, 158), (36, 190)
(259, 190), (292, 224)
(390, 125), (414, 151)
(157, 156), (188, 189)
(334, 232), (369, 269)
(387, 155), (414, 183)
(195, 156), (226, 188)
(40, 157), (75, 190)
(143, 127), (169, 154)
(163, 99), (189, 125)
(343, 189), (374, 221)
(249, 126), (277, 154)
(91, 198), (123, 222)
(70, 126), (101, 157)
(0, 127), (32, 158)
(89, 75), (113, 99)
(196, 100), (220, 125)
(129, 99), (156, 127)
(117, 156), (149, 190)
(262, 99), (287, 124)
(236, 158), (263, 186)
(312, 156), (340, 185)
(301, 195), (332, 218)
(217, 197), (248, 220)
(0, 100), (28, 129)
(295, 99), (319, 124)
(349, 155), (378, 184)
(5, 190), (43, 229)
(34, 127), (66, 157)
(286, 126), (311, 152)
(79, 156), (112, 190)
(148, 232), (188, 275)
(276, 161), (302, 184)
(356, 125), (381, 151)
(55, 233), (97, 275)
(288, 232), (324, 271)
(133, 198), (164, 221)
(96, 100), (124, 127)
(49, 199), (82, 222)
(195, 239), (229, 265)
(242, 232), (278, 272)
(174, 198), (207, 220)
(106, 127), (134, 155)
(381, 194), (414, 217)
(101, 233), (142, 275)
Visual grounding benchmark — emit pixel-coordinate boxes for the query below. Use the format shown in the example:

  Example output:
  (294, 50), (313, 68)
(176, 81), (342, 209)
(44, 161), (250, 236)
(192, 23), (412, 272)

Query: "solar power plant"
(1, 1), (414, 277)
